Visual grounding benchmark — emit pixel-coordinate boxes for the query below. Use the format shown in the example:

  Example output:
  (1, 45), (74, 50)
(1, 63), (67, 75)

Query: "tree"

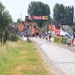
(53, 3), (74, 26)
(70, 25), (75, 32)
(27, 1), (50, 27)
(2, 10), (13, 27)
(0, 2), (13, 30)
(53, 3), (65, 25)
(0, 2), (5, 29)
(17, 18), (21, 23)
(0, 2), (13, 44)
(65, 6), (74, 26)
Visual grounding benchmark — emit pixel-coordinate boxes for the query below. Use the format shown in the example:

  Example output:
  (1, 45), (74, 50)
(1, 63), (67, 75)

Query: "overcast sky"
(0, 0), (75, 22)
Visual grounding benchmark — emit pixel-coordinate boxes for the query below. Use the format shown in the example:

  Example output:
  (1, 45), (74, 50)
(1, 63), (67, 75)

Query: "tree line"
(0, 1), (75, 45)
(26, 1), (74, 28)
(0, 2), (18, 45)
(53, 3), (74, 26)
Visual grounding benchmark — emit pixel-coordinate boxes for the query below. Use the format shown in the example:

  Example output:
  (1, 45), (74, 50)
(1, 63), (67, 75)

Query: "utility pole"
(47, 23), (48, 34)
(20, 14), (22, 23)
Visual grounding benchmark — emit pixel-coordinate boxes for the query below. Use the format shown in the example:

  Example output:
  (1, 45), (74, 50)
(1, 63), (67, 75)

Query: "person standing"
(71, 33), (74, 46)
(67, 37), (71, 48)
(49, 33), (51, 42)
(46, 36), (48, 42)
(72, 37), (74, 46)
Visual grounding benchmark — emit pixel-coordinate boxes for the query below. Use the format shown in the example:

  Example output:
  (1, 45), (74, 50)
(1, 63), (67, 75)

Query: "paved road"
(32, 37), (75, 75)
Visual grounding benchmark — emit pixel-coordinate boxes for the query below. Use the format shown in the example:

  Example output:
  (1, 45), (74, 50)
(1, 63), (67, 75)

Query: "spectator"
(49, 33), (51, 42)
(46, 36), (48, 42)
(27, 35), (31, 43)
(72, 37), (74, 46)
(67, 37), (71, 48)
(71, 33), (74, 46)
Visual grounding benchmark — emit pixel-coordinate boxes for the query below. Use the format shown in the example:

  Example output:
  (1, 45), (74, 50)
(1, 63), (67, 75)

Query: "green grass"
(0, 39), (53, 75)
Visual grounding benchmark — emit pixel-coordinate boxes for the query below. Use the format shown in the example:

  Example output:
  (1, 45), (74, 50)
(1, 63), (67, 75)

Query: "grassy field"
(0, 39), (54, 75)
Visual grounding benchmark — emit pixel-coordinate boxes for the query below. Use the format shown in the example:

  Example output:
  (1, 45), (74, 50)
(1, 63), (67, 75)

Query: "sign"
(43, 16), (48, 20)
(29, 16), (48, 20)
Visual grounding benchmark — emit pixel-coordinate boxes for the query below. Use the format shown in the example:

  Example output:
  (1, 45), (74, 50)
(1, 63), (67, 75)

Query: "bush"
(53, 36), (67, 44)
(54, 36), (62, 43)
(10, 33), (19, 41)
(62, 37), (67, 44)
(70, 25), (75, 32)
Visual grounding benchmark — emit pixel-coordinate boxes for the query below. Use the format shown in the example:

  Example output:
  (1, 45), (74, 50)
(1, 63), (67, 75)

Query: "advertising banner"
(49, 24), (55, 31)
(55, 28), (60, 36)
(29, 16), (48, 20)
(19, 24), (24, 31)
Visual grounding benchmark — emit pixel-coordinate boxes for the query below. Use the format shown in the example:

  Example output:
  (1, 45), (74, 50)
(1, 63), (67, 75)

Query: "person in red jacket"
(71, 33), (74, 46)
(72, 38), (74, 46)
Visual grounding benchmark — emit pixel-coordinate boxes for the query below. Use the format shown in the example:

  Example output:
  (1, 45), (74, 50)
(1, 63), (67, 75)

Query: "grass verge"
(0, 39), (54, 75)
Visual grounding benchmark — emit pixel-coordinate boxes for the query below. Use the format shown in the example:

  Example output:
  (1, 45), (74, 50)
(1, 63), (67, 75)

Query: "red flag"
(19, 24), (24, 31)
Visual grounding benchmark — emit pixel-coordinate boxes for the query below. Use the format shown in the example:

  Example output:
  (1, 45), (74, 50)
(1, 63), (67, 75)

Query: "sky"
(0, 0), (75, 22)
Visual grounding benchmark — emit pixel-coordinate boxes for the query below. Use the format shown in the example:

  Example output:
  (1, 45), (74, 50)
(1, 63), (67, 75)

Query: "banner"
(55, 28), (60, 36)
(49, 24), (55, 31)
(19, 24), (24, 31)
(43, 16), (48, 20)
(29, 16), (48, 20)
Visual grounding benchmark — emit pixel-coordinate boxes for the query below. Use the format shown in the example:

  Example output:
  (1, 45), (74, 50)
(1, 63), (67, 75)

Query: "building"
(23, 22), (41, 36)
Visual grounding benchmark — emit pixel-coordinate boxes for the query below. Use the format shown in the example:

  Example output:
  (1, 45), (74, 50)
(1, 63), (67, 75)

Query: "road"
(32, 37), (75, 75)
